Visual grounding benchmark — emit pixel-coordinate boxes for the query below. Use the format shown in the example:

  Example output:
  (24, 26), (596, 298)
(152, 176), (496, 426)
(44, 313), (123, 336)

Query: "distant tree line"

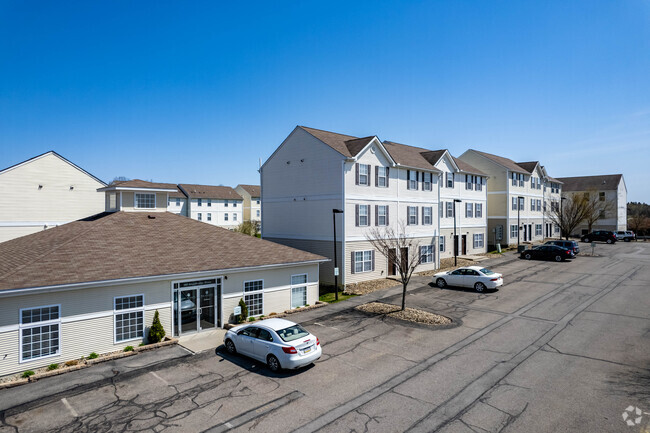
(628, 202), (650, 236)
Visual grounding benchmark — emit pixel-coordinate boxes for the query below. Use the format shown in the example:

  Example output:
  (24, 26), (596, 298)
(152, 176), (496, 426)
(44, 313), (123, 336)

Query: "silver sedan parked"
(433, 266), (503, 292)
(223, 318), (321, 372)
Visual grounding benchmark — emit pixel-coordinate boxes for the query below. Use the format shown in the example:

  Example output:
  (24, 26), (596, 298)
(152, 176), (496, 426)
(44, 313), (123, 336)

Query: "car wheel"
(267, 355), (281, 372)
(524, 253), (532, 260)
(554, 255), (562, 262)
(225, 339), (236, 354)
(584, 238), (590, 243)
(436, 278), (447, 288)
(474, 282), (486, 293)
(606, 239), (613, 244)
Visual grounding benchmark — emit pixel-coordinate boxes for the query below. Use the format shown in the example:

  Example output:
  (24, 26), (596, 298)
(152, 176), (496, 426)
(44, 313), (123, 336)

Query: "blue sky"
(1, 1), (649, 201)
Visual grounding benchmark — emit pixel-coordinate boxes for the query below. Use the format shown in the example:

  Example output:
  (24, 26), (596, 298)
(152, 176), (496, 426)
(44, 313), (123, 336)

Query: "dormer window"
(135, 193), (155, 209)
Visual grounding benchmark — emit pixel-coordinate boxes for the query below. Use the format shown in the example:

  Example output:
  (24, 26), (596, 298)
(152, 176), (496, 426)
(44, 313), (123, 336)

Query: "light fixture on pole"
(332, 209), (344, 300)
(453, 199), (462, 266)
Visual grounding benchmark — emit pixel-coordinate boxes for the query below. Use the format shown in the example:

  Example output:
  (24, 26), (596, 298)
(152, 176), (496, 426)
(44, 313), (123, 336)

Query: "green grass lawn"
(319, 291), (357, 303)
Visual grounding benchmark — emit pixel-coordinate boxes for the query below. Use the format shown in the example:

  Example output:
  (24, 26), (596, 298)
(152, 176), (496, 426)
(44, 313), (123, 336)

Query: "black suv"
(581, 231), (616, 244)
(545, 240), (580, 255)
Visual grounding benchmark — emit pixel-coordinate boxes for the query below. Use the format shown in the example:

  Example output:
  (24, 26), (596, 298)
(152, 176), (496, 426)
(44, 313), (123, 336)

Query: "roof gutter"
(0, 258), (329, 298)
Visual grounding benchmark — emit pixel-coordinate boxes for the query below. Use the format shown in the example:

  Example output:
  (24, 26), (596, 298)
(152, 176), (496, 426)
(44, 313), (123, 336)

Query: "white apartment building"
(167, 186), (189, 216)
(556, 174), (627, 234)
(459, 150), (562, 248)
(178, 184), (243, 229)
(264, 126), (481, 287)
(408, 149), (488, 259)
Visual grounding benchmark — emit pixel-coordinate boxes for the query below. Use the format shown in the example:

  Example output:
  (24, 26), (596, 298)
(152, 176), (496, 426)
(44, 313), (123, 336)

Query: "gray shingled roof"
(100, 179), (179, 190)
(516, 161), (539, 173)
(179, 184), (243, 200)
(0, 212), (326, 291)
(556, 174), (622, 192)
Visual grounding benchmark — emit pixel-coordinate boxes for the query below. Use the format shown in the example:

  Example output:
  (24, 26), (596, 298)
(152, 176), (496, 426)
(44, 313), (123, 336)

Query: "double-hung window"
(233, 201), (237, 207)
(466, 202), (473, 218)
(420, 245), (434, 264)
(439, 236), (445, 252)
(198, 198), (203, 206)
(536, 199), (541, 211)
(446, 202), (454, 218)
(531, 198), (535, 210)
(466, 175), (473, 190)
(473, 234), (484, 248)
(407, 170), (418, 190)
(233, 213), (238, 221)
(512, 197), (517, 210)
(519, 197), (524, 211)
(475, 177), (482, 191)
(20, 305), (60, 361)
(356, 204), (370, 226)
(207, 199), (212, 207)
(511, 173), (517, 186)
(423, 172), (432, 191)
(510, 225), (518, 239)
(446, 172), (454, 188)
(198, 213), (202, 221)
(224, 200), (229, 207)
(135, 193), (155, 209)
(535, 224), (542, 236)
(376, 205), (388, 226)
(244, 280), (264, 316)
(475, 203), (482, 218)
(207, 213), (212, 221)
(224, 213), (229, 221)
(422, 207), (432, 225)
(376, 166), (389, 187)
(599, 192), (605, 202)
(357, 164), (370, 186)
(353, 250), (374, 273)
(290, 274), (307, 309)
(114, 295), (144, 343)
(408, 206), (418, 225)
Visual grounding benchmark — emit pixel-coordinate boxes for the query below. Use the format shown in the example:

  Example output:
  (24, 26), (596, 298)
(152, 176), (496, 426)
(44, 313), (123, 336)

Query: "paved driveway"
(1, 242), (649, 432)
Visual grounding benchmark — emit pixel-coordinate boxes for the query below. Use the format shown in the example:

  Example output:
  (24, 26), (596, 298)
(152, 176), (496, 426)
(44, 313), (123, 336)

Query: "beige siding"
(0, 153), (105, 243)
(439, 228), (488, 258)
(119, 191), (167, 212)
(264, 238), (337, 286)
(345, 237), (438, 285)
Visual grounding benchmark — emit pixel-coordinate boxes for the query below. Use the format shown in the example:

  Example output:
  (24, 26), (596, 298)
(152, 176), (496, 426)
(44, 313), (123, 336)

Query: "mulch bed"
(355, 302), (452, 326)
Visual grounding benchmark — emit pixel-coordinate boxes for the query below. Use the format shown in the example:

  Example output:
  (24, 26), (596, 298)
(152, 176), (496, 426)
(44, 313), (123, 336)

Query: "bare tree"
(581, 190), (614, 233)
(628, 212), (649, 239)
(545, 194), (591, 239)
(365, 221), (424, 311)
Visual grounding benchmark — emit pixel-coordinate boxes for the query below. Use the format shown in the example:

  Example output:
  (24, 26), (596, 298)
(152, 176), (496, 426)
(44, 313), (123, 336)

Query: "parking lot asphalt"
(1, 242), (649, 432)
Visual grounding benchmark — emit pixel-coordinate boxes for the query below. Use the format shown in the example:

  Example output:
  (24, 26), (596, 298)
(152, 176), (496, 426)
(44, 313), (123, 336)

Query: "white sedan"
(223, 318), (321, 372)
(433, 266), (503, 292)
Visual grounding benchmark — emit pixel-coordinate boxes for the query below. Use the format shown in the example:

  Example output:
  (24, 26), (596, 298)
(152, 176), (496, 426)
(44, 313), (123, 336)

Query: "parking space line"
(61, 398), (78, 418)
(149, 371), (169, 386)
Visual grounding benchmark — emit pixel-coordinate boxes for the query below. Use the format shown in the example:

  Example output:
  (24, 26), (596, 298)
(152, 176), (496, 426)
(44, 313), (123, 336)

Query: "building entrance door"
(461, 235), (467, 255)
(173, 278), (222, 336)
(388, 248), (396, 276)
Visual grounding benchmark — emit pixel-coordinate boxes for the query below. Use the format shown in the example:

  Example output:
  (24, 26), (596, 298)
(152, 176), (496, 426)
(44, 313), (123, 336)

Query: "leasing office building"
(0, 180), (326, 377)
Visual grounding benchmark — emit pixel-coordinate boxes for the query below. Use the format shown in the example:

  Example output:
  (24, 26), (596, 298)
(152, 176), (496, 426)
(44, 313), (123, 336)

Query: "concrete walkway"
(178, 328), (227, 353)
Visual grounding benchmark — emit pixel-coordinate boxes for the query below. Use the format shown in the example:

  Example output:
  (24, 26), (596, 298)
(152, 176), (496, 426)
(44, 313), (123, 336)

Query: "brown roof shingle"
(468, 150), (531, 174)
(382, 141), (441, 172)
(556, 174), (622, 192)
(237, 185), (261, 197)
(0, 212), (327, 291)
(299, 126), (359, 157)
(516, 161), (539, 173)
(103, 179), (179, 190)
(179, 184), (243, 200)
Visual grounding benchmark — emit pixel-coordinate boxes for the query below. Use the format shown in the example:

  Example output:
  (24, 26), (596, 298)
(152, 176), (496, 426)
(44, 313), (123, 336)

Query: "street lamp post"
(517, 196), (523, 249)
(453, 199), (462, 266)
(332, 209), (344, 300)
(559, 197), (563, 239)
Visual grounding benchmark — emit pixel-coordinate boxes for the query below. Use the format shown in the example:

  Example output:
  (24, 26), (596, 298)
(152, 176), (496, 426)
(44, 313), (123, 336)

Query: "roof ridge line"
(0, 212), (118, 282)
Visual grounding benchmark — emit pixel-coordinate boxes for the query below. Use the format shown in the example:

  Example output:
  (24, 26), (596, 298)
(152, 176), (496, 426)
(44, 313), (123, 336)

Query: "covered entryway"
(173, 278), (222, 336)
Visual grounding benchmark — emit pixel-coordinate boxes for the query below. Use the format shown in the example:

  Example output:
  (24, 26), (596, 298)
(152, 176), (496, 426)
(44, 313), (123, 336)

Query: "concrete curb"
(0, 338), (178, 389)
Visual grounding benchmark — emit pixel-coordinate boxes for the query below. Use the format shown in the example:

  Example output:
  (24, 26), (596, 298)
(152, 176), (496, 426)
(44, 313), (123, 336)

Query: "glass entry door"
(199, 287), (216, 330)
(180, 289), (198, 333)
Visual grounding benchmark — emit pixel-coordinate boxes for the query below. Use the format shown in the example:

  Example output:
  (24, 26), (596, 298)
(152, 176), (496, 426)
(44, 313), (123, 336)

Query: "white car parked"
(433, 266), (503, 292)
(223, 318), (321, 372)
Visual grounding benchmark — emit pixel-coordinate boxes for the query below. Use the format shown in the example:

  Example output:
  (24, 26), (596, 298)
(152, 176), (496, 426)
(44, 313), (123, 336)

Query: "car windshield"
(277, 324), (310, 342)
(479, 268), (495, 275)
